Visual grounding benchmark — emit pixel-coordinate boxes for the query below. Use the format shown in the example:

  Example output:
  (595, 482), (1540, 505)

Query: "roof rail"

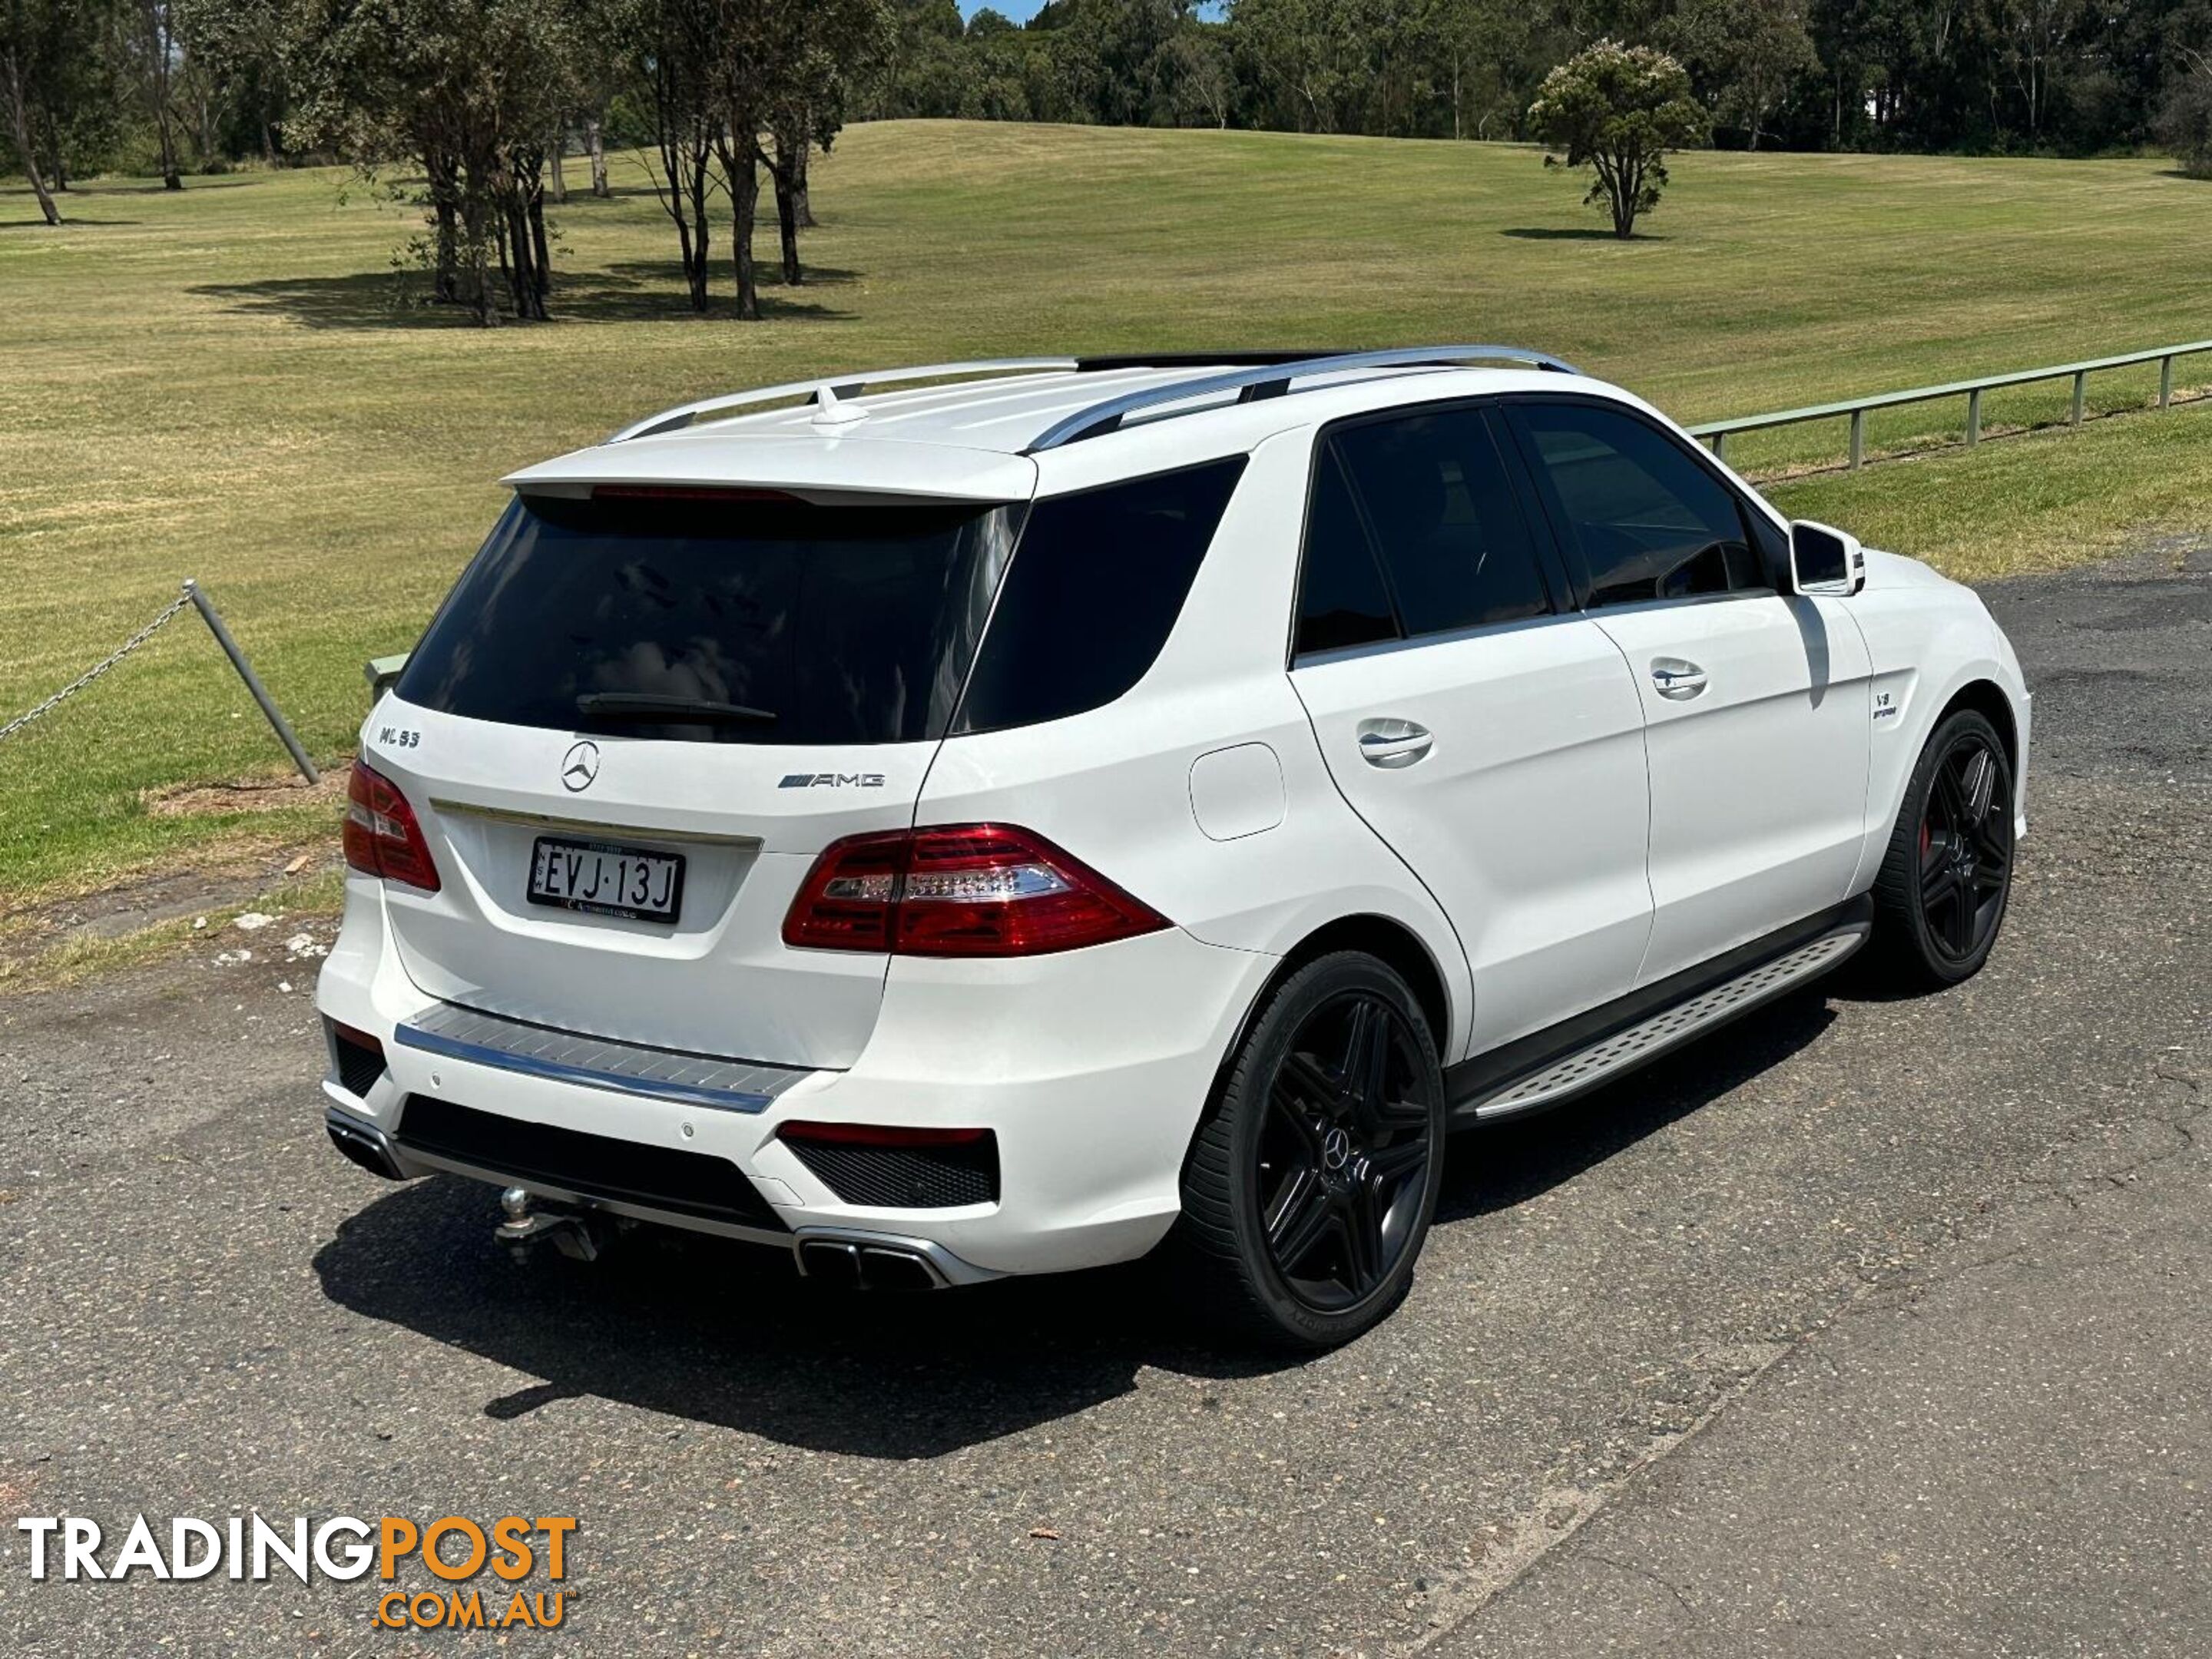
(1024, 345), (1579, 452)
(608, 358), (1081, 444)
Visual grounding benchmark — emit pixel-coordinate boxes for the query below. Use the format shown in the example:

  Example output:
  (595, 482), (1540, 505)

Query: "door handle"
(1651, 658), (1708, 701)
(1357, 719), (1433, 768)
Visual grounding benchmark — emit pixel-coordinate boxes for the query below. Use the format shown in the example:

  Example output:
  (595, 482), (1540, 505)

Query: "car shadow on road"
(312, 988), (1839, 1461)
(1442, 986), (1839, 1221)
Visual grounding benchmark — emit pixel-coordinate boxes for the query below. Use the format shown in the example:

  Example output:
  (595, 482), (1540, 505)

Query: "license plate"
(528, 836), (686, 924)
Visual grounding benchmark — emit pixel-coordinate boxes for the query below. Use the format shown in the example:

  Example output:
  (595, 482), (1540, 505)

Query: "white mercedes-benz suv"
(316, 347), (2030, 1347)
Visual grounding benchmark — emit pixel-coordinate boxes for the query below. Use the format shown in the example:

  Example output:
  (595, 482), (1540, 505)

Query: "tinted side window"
(1333, 409), (1551, 637)
(1295, 448), (1399, 656)
(955, 458), (1247, 733)
(1514, 403), (1763, 608)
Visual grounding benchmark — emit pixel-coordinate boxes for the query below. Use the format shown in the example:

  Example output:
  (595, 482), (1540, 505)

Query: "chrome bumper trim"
(393, 1001), (813, 1116)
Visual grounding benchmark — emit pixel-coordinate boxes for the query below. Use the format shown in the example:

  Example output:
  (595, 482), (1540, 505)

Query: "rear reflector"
(343, 759), (441, 892)
(782, 823), (1168, 957)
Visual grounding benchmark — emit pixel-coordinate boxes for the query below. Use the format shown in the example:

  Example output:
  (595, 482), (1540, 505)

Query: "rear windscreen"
(396, 493), (1019, 746)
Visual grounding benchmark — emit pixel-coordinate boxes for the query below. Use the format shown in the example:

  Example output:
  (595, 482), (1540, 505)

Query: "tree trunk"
(2, 50), (60, 223)
(769, 134), (801, 285)
(38, 98), (67, 188)
(548, 131), (567, 204)
(428, 147), (461, 304)
(789, 134), (813, 227)
(156, 111), (181, 188)
(730, 140), (765, 320)
(588, 114), (608, 197)
(529, 186), (551, 304)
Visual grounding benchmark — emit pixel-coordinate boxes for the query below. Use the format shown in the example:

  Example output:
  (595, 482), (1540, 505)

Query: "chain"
(0, 588), (193, 747)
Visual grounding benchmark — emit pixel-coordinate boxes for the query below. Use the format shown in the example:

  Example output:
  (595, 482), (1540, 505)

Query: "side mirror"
(1789, 521), (1865, 596)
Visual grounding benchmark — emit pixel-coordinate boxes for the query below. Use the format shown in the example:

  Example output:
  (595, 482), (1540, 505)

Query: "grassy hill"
(2, 120), (2210, 900)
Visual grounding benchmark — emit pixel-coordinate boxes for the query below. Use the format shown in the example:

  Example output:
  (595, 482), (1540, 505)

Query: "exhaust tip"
(858, 1247), (939, 1293)
(325, 1110), (406, 1181)
(798, 1239), (863, 1287)
(795, 1236), (947, 1290)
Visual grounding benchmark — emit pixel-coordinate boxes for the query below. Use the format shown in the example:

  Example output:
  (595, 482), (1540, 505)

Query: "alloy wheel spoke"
(1366, 1091), (1430, 1131)
(1276, 1050), (1342, 1120)
(1364, 1135), (1427, 1187)
(1970, 815), (2012, 869)
(1921, 851), (1955, 904)
(1946, 881), (1976, 954)
(1342, 1182), (1384, 1293)
(1930, 762), (1969, 835)
(1962, 747), (1997, 821)
(1339, 998), (1391, 1116)
(1266, 1087), (1328, 1163)
(1266, 1167), (1335, 1267)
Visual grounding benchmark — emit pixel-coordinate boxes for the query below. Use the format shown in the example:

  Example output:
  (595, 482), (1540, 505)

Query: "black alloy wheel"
(1176, 952), (1445, 1349)
(1255, 991), (1435, 1312)
(1918, 727), (2013, 964)
(1869, 707), (2016, 988)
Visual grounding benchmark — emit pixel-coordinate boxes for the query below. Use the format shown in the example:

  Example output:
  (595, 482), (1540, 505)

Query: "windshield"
(396, 492), (1020, 746)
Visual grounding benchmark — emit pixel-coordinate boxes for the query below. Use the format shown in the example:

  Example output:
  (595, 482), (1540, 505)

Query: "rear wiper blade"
(575, 693), (777, 724)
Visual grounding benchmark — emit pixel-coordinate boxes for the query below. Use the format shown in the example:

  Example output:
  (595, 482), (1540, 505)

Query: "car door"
(1287, 403), (1654, 1059)
(1502, 397), (1873, 987)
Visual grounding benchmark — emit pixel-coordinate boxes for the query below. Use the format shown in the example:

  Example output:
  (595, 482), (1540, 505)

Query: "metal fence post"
(1710, 431), (1727, 463)
(184, 580), (320, 785)
(1966, 389), (1981, 447)
(2161, 356), (2174, 410)
(1848, 409), (1864, 471)
(2071, 371), (2086, 428)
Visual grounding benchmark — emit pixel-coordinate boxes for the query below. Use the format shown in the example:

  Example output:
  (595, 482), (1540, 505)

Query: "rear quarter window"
(953, 457), (1248, 734)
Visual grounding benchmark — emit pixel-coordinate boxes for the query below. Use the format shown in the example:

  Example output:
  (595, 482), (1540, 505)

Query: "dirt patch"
(141, 769), (348, 818)
(0, 839), (343, 985)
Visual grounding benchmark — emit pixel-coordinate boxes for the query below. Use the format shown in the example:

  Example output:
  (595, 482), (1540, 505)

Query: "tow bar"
(494, 1187), (608, 1263)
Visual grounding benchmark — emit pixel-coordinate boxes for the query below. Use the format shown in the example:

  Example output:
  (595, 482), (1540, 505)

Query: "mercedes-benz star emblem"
(561, 740), (601, 793)
(1321, 1127), (1353, 1172)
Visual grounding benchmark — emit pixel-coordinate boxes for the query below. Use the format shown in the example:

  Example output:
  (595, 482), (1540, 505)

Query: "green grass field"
(3, 120), (2210, 905)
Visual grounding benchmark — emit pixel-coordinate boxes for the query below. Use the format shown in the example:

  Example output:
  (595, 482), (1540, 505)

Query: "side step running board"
(1457, 919), (1869, 1123)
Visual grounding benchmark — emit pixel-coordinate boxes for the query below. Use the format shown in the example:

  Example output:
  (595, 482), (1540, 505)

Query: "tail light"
(343, 759), (442, 892)
(782, 823), (1167, 957)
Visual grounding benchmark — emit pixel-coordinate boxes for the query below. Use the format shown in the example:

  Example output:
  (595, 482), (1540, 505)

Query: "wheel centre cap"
(1321, 1126), (1354, 1173)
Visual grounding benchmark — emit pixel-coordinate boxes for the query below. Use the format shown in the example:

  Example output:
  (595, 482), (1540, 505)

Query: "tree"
(759, 0), (892, 285)
(2159, 45), (2212, 173)
(0, 0), (69, 221)
(288, 0), (588, 321)
(630, 0), (720, 309)
(118, 0), (184, 187)
(1527, 39), (1706, 237)
(1664, 0), (1820, 147)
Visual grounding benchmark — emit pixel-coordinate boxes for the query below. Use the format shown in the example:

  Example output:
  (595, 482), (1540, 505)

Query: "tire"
(1174, 951), (1446, 1350)
(1868, 707), (2016, 990)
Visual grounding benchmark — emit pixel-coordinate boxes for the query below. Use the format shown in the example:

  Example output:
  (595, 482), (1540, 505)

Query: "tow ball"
(495, 1186), (608, 1263)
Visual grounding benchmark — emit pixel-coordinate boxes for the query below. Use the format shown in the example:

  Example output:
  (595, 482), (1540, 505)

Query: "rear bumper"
(316, 874), (1277, 1277)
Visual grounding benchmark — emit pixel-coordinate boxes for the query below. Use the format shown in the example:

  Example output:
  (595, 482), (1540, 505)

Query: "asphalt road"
(2, 540), (2207, 1657)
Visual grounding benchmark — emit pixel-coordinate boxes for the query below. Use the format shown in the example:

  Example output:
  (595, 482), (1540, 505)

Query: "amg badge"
(780, 773), (887, 789)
